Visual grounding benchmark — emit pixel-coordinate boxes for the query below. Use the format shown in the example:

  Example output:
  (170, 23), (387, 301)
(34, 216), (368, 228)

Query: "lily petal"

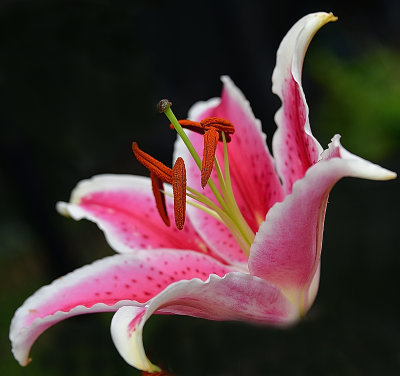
(57, 174), (219, 258)
(10, 249), (233, 367)
(190, 76), (285, 228)
(111, 272), (298, 372)
(174, 76), (284, 264)
(249, 135), (396, 306)
(272, 12), (337, 193)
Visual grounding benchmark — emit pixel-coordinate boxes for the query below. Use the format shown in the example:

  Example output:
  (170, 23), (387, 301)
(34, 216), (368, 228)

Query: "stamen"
(201, 117), (235, 135)
(167, 117), (234, 189)
(156, 99), (255, 256)
(172, 157), (186, 230)
(150, 172), (170, 227)
(169, 119), (203, 134)
(161, 104), (229, 212)
(133, 142), (187, 230)
(169, 118), (233, 142)
(132, 142), (172, 184)
(201, 128), (219, 188)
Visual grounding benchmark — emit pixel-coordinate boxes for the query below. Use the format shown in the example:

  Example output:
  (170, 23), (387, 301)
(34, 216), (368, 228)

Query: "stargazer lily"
(10, 12), (396, 373)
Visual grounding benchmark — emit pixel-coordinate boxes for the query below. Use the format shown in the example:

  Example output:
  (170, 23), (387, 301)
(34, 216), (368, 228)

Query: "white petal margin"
(57, 174), (210, 256)
(175, 75), (271, 170)
(172, 75), (281, 267)
(321, 135), (397, 180)
(61, 174), (155, 206)
(272, 12), (337, 188)
(249, 134), (396, 300)
(111, 272), (298, 372)
(272, 12), (337, 152)
(57, 175), (155, 254)
(272, 12), (337, 101)
(10, 252), (149, 367)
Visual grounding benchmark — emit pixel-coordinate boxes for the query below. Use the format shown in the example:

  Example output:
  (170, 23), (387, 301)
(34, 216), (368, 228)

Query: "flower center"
(133, 100), (255, 258)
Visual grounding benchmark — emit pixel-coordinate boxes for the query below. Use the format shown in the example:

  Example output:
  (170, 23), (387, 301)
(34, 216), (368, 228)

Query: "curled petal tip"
(382, 170), (397, 180)
(323, 135), (398, 181)
(327, 12), (338, 22)
(56, 201), (70, 217)
(313, 12), (338, 25)
(323, 12), (338, 22)
(111, 306), (161, 373)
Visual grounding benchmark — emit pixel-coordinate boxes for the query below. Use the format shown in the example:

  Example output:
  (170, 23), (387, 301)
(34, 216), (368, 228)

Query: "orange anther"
(201, 128), (219, 188)
(133, 142), (187, 230)
(169, 119), (203, 133)
(170, 117), (234, 142)
(132, 142), (173, 184)
(200, 117), (235, 135)
(172, 157), (186, 230)
(150, 172), (170, 227)
(168, 117), (235, 189)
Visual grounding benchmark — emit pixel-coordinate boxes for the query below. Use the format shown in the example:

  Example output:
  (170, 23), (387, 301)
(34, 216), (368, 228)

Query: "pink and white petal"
(173, 77), (284, 264)
(321, 135), (398, 179)
(111, 272), (298, 372)
(57, 174), (218, 258)
(190, 76), (285, 229)
(249, 135), (396, 298)
(272, 12), (337, 193)
(10, 250), (233, 367)
(306, 261), (320, 312)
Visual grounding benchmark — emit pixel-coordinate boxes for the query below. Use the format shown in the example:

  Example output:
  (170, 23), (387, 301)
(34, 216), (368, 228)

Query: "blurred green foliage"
(309, 48), (400, 160)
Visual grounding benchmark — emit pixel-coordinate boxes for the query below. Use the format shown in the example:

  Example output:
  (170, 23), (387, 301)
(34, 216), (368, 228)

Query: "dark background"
(1, 1), (399, 375)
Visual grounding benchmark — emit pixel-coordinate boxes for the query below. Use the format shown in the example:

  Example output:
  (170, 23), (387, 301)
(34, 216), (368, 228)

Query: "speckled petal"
(10, 250), (233, 367)
(57, 174), (221, 259)
(249, 135), (396, 304)
(174, 76), (284, 265)
(272, 12), (337, 193)
(111, 272), (297, 372)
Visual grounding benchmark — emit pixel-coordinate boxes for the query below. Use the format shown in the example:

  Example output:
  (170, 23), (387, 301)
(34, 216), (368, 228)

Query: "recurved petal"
(272, 12), (337, 193)
(249, 135), (396, 303)
(111, 272), (298, 372)
(321, 135), (397, 180)
(57, 174), (220, 259)
(174, 76), (284, 265)
(10, 250), (233, 367)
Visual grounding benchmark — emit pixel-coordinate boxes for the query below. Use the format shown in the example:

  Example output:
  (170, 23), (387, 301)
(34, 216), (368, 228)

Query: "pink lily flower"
(10, 12), (396, 373)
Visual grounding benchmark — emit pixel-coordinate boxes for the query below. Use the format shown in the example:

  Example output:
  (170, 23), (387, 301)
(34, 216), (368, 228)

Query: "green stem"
(164, 107), (202, 168)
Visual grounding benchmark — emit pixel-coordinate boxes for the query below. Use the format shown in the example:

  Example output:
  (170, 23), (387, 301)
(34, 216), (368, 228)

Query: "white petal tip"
(10, 343), (32, 367)
(111, 306), (160, 372)
(324, 135), (397, 181)
(188, 97), (220, 121)
(321, 12), (338, 23)
(381, 170), (397, 180)
(56, 201), (70, 216)
(19, 357), (31, 367)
